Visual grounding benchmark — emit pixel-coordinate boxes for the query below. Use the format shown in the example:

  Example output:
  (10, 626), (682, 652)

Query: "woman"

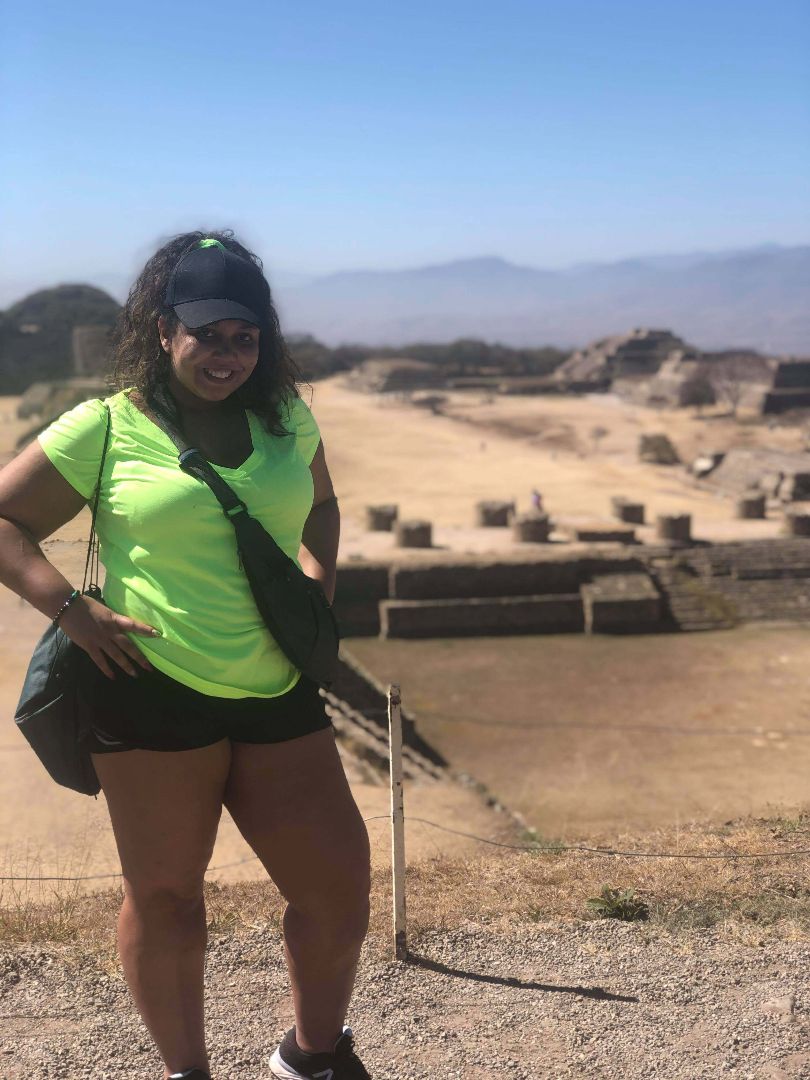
(0, 231), (372, 1080)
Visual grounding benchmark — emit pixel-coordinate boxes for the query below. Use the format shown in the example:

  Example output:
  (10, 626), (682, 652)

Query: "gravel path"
(1, 920), (808, 1079)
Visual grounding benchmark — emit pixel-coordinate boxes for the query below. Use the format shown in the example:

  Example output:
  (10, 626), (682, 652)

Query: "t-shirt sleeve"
(285, 394), (322, 465)
(37, 398), (109, 500)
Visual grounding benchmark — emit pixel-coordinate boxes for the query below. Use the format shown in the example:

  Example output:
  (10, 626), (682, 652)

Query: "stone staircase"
(324, 649), (448, 780)
(646, 540), (810, 630)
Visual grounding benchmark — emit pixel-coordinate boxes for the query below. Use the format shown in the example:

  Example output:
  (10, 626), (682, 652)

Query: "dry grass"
(1, 812), (808, 973)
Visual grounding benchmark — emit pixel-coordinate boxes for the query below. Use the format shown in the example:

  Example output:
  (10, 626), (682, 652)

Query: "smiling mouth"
(202, 368), (237, 381)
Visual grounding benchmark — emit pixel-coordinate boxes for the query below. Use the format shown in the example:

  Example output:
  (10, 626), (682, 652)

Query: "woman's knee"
(123, 877), (207, 915)
(286, 892), (370, 944)
(287, 861), (371, 939)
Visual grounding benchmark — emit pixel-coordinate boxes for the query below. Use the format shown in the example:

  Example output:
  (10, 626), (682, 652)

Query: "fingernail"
(150, 628), (162, 637)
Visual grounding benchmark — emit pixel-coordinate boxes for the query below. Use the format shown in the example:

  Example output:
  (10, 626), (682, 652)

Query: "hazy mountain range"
(13, 243), (810, 355)
(270, 244), (809, 354)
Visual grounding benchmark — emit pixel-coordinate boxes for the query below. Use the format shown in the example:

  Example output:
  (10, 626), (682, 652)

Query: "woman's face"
(158, 316), (260, 408)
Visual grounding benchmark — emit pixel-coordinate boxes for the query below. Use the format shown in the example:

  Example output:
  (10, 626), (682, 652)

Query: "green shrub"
(586, 885), (649, 922)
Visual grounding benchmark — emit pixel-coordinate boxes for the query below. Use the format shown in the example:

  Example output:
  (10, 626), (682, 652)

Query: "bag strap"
(147, 385), (250, 520)
(81, 401), (112, 592)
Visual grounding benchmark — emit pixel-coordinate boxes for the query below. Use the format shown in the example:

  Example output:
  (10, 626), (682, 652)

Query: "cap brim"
(172, 299), (262, 329)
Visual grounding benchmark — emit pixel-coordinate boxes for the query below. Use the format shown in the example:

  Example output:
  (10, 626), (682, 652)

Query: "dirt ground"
(2, 917), (809, 1079)
(308, 377), (802, 556)
(343, 629), (810, 840)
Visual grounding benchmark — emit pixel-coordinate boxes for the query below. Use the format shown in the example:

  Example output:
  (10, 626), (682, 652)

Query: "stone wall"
(380, 595), (585, 638)
(333, 541), (810, 639)
(332, 562), (389, 636)
(390, 559), (581, 599)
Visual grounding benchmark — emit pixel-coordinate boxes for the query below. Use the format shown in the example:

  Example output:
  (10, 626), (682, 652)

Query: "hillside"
(0, 284), (119, 392)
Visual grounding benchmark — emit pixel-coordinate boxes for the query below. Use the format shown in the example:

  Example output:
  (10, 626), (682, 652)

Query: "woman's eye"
(239, 335), (256, 345)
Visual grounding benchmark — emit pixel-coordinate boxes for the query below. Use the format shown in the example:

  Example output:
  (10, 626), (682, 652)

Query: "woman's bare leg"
(92, 740), (231, 1078)
(223, 728), (371, 1054)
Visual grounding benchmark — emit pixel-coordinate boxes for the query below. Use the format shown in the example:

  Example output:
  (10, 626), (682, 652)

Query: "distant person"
(531, 488), (544, 513)
(0, 232), (371, 1080)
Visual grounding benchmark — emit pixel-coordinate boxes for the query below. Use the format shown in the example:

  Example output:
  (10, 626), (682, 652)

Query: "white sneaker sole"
(269, 1047), (335, 1079)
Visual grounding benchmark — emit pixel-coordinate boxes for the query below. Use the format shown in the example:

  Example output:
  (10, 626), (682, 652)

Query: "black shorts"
(75, 647), (333, 754)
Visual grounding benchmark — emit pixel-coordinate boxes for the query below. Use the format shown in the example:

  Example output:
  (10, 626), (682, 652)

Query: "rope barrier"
(362, 816), (810, 858)
(346, 706), (810, 738)
(0, 815), (807, 883)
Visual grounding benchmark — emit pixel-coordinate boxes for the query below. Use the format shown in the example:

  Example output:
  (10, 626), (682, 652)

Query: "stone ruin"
(410, 391), (448, 412)
(639, 433), (680, 465)
(704, 448), (810, 502)
(343, 357), (446, 394)
(552, 327), (690, 392)
(13, 325), (112, 447)
(71, 325), (111, 376)
(551, 326), (810, 416)
(631, 350), (713, 407)
(736, 357), (810, 414)
(15, 378), (109, 448)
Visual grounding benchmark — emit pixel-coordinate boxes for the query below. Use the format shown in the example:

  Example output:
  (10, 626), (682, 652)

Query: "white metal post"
(388, 683), (407, 960)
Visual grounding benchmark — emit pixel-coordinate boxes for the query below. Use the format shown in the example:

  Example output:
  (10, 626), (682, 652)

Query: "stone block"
(330, 598), (382, 637)
(513, 513), (552, 542)
(365, 504), (398, 531)
(735, 493), (767, 519)
(611, 496), (645, 524)
(783, 511), (810, 537)
(581, 573), (662, 634)
(475, 500), (515, 526)
(571, 524), (637, 544)
(656, 513), (692, 542)
(394, 519), (433, 547)
(335, 562), (390, 600)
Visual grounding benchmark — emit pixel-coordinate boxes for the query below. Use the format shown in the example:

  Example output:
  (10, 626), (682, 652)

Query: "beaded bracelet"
(53, 589), (81, 627)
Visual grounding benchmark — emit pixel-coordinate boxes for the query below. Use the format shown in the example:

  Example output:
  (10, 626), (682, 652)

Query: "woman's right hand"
(59, 594), (160, 679)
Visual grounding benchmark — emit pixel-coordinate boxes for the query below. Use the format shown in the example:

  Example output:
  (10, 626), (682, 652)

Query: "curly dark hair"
(109, 229), (305, 437)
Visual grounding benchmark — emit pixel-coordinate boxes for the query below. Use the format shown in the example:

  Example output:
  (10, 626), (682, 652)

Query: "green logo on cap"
(198, 238), (225, 249)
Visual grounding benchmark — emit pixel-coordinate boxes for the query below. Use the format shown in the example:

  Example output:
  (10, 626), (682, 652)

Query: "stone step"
(380, 594), (585, 638)
(581, 573), (663, 633)
(389, 561), (581, 599)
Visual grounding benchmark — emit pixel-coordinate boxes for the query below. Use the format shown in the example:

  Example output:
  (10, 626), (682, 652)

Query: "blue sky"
(1, 0), (808, 303)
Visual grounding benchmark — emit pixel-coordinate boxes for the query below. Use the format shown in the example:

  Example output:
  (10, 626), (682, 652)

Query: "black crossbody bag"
(148, 393), (340, 689)
(13, 402), (112, 797)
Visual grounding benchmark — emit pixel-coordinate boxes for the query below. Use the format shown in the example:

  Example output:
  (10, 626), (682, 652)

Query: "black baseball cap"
(164, 239), (269, 329)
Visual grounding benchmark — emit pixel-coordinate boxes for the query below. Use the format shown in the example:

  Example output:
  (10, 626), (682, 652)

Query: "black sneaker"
(269, 1025), (371, 1079)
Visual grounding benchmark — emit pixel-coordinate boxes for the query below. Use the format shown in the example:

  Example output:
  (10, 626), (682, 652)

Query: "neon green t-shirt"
(38, 388), (322, 698)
